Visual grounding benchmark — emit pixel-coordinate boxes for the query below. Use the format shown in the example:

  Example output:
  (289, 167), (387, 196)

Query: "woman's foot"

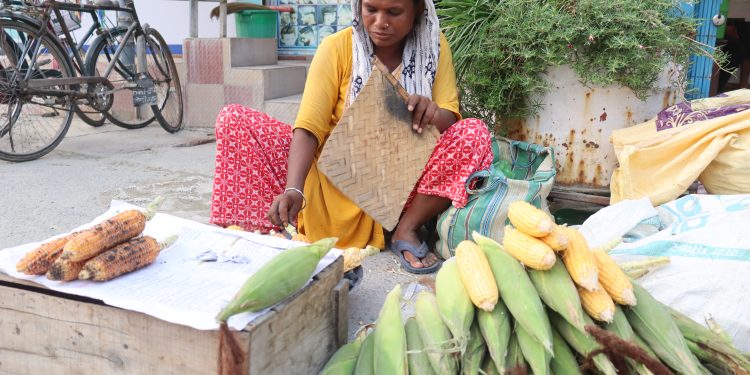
(391, 227), (438, 270)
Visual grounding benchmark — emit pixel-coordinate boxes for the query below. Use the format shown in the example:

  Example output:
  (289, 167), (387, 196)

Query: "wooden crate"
(0, 258), (347, 375)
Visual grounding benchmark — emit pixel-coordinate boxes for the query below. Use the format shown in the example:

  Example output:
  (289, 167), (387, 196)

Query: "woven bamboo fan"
(318, 58), (440, 231)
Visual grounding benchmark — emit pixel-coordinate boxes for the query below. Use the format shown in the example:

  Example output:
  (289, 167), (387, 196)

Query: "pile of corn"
(15, 197), (176, 282)
(322, 201), (750, 374)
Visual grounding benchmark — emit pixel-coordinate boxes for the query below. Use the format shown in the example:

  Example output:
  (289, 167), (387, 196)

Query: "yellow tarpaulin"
(610, 89), (750, 205)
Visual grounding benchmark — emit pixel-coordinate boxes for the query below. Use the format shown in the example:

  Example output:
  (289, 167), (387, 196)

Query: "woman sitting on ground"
(209, 0), (491, 273)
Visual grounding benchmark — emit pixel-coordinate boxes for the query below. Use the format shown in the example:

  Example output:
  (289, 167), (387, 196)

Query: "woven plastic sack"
(436, 137), (555, 260)
(611, 89), (750, 205)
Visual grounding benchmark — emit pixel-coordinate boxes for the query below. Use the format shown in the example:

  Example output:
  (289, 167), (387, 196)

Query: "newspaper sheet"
(0, 200), (341, 331)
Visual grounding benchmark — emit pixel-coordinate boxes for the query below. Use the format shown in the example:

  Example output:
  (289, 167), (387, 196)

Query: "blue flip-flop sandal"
(389, 240), (442, 274)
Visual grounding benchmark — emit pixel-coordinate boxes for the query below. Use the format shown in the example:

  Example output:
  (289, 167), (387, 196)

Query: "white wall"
(73, 1), (239, 48)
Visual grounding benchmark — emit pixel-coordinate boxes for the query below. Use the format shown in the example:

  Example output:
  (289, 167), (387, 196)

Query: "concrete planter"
(508, 64), (681, 189)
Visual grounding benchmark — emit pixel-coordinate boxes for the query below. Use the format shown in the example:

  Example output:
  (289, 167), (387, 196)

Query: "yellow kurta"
(295, 27), (460, 249)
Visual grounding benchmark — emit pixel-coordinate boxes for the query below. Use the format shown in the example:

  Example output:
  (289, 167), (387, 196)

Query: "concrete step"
(263, 93), (302, 125)
(231, 61), (308, 100)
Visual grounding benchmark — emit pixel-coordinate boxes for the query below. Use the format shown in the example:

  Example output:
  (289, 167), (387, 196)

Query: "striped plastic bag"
(436, 137), (556, 260)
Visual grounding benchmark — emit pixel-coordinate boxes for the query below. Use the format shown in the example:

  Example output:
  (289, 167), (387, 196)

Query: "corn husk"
(473, 232), (553, 355)
(477, 299), (511, 372)
(550, 329), (582, 375)
(515, 322), (551, 375)
(405, 318), (435, 375)
(373, 285), (407, 375)
(354, 329), (376, 375)
(216, 237), (336, 322)
(320, 337), (363, 375)
(504, 333), (528, 373)
(460, 322), (486, 375)
(415, 291), (459, 374)
(625, 283), (706, 374)
(435, 258), (474, 350)
(550, 312), (618, 375)
(528, 260), (587, 332)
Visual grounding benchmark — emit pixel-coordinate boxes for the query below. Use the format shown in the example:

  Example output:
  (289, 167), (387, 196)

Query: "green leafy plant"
(438, 0), (725, 130)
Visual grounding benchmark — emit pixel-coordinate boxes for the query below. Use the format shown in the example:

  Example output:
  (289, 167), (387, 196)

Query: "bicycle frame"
(13, 0), (145, 97)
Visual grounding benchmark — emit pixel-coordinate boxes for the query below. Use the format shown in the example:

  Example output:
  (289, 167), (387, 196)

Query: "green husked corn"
(667, 304), (750, 371)
(550, 329), (582, 375)
(216, 237), (336, 322)
(477, 299), (510, 372)
(374, 285), (407, 375)
(505, 333), (528, 373)
(320, 337), (363, 375)
(354, 330), (375, 375)
(606, 304), (657, 375)
(481, 355), (500, 375)
(625, 283), (705, 374)
(686, 339), (737, 375)
(473, 232), (553, 354)
(415, 291), (459, 374)
(516, 322), (551, 375)
(435, 258), (474, 349)
(460, 322), (485, 375)
(405, 318), (435, 375)
(550, 312), (618, 375)
(528, 260), (587, 332)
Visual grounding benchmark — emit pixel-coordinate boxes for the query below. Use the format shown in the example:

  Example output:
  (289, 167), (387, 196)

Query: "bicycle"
(0, 0), (183, 162)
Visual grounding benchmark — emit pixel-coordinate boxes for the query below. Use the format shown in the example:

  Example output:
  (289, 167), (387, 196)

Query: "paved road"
(0, 118), (423, 338)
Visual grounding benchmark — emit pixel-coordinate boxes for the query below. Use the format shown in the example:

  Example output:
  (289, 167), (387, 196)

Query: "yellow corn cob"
(561, 228), (599, 291)
(46, 258), (87, 281)
(508, 200), (554, 237)
(540, 224), (569, 251)
(593, 250), (637, 306)
(61, 198), (163, 262)
(579, 282), (616, 322)
(78, 235), (177, 281)
(216, 237), (336, 322)
(374, 285), (408, 375)
(502, 226), (556, 270)
(343, 247), (366, 272)
(454, 240), (499, 311)
(226, 225), (244, 231)
(16, 232), (78, 275)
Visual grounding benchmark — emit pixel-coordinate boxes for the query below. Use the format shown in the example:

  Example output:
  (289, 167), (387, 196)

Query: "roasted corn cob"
(16, 232), (77, 275)
(508, 200), (554, 237)
(502, 226), (556, 270)
(61, 197), (163, 262)
(455, 240), (498, 311)
(78, 235), (177, 281)
(46, 258), (87, 281)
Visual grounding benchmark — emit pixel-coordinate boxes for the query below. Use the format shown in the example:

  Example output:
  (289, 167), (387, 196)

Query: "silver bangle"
(284, 187), (307, 209)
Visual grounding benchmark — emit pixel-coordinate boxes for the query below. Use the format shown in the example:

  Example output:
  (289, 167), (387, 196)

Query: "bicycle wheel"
(0, 18), (75, 162)
(85, 26), (154, 129)
(145, 28), (183, 133)
(75, 104), (106, 127)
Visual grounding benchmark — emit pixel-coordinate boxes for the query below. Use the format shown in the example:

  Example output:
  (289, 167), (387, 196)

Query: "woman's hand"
(407, 94), (440, 134)
(266, 189), (305, 227)
(406, 94), (458, 134)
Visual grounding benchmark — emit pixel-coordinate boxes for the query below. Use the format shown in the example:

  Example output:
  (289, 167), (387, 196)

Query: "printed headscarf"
(348, 0), (440, 105)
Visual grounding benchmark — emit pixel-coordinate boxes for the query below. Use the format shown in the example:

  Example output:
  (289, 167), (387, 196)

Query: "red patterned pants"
(210, 104), (492, 232)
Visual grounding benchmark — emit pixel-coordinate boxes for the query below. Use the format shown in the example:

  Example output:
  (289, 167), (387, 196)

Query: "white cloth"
(348, 0), (440, 105)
